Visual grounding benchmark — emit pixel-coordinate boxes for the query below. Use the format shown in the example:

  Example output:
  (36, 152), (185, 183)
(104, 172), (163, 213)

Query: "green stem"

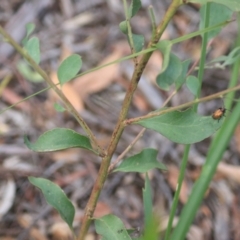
(123, 0), (135, 53)
(77, 1), (182, 239)
(165, 4), (210, 239)
(165, 145), (191, 240)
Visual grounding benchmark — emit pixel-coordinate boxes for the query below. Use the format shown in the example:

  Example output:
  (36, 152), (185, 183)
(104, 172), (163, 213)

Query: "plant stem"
(126, 83), (240, 125)
(77, 1), (183, 239)
(0, 25), (105, 157)
(165, 4), (210, 239)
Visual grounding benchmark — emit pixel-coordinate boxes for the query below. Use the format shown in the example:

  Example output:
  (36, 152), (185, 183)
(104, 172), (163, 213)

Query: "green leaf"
(143, 173), (153, 227)
(54, 103), (66, 112)
(24, 128), (95, 153)
(119, 21), (128, 34)
(132, 34), (144, 52)
(175, 59), (191, 90)
(155, 40), (172, 73)
(188, 0), (240, 11)
(95, 214), (132, 240)
(17, 60), (43, 82)
(113, 149), (167, 173)
(156, 53), (182, 91)
(209, 46), (240, 67)
(22, 23), (35, 45)
(222, 46), (240, 66)
(25, 37), (41, 64)
(129, 0), (142, 18)
(136, 108), (223, 144)
(186, 75), (200, 96)
(200, 3), (232, 40)
(57, 54), (82, 85)
(28, 177), (75, 230)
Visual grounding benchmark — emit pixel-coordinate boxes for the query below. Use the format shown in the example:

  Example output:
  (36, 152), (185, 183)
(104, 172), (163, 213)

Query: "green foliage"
(24, 128), (95, 153)
(209, 46), (240, 67)
(54, 103), (66, 112)
(155, 40), (172, 73)
(28, 177), (75, 230)
(156, 53), (182, 91)
(95, 214), (132, 240)
(143, 173), (153, 228)
(8, 1), (238, 239)
(175, 59), (191, 90)
(186, 75), (200, 96)
(57, 54), (82, 85)
(136, 108), (223, 144)
(17, 60), (43, 82)
(200, 2), (232, 40)
(188, 0), (240, 11)
(24, 37), (41, 64)
(119, 0), (144, 52)
(113, 148), (167, 173)
(22, 23), (35, 45)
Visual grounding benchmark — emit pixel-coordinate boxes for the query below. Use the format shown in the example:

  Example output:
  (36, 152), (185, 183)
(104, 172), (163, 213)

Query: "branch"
(0, 25), (105, 157)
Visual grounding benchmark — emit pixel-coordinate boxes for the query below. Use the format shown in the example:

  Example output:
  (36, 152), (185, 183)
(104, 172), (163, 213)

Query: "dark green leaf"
(25, 37), (40, 64)
(114, 149), (167, 173)
(129, 0), (142, 17)
(175, 59), (191, 90)
(200, 3), (232, 40)
(28, 177), (75, 230)
(132, 34), (144, 52)
(95, 214), (132, 240)
(57, 54), (82, 85)
(188, 0), (240, 11)
(156, 53), (182, 91)
(54, 103), (66, 112)
(136, 108), (223, 144)
(24, 128), (95, 153)
(186, 75), (200, 96)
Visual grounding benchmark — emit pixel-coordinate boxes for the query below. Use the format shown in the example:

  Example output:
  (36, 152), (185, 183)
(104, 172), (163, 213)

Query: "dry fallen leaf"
(72, 42), (127, 98)
(217, 162), (240, 184)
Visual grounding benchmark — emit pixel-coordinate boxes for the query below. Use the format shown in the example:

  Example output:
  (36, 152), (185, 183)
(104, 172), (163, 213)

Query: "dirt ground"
(0, 0), (240, 239)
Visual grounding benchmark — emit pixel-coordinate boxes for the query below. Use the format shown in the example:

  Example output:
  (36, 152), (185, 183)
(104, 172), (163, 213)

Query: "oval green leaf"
(24, 128), (95, 153)
(114, 148), (167, 173)
(129, 0), (141, 18)
(132, 34), (144, 52)
(156, 53), (182, 91)
(54, 103), (66, 112)
(188, 0), (240, 11)
(28, 177), (75, 230)
(57, 54), (82, 85)
(95, 214), (132, 240)
(186, 75), (200, 96)
(136, 108), (223, 144)
(200, 3), (232, 40)
(25, 37), (40, 64)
